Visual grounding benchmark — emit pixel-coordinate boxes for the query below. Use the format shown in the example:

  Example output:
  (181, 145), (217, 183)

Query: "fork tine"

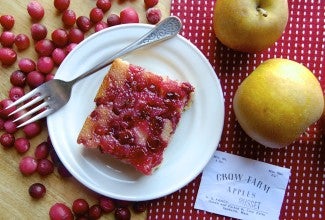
(16, 108), (54, 128)
(6, 87), (42, 110)
(13, 101), (49, 123)
(8, 94), (46, 117)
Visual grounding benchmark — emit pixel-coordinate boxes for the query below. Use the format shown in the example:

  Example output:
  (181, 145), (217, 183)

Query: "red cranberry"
(65, 43), (77, 54)
(23, 122), (42, 138)
(9, 86), (25, 101)
(0, 98), (16, 118)
(27, 1), (45, 21)
(37, 158), (54, 176)
(31, 23), (47, 41)
(68, 28), (84, 44)
(34, 141), (51, 159)
(49, 203), (73, 220)
(14, 137), (30, 154)
(35, 39), (55, 57)
(26, 70), (45, 88)
(97, 0), (111, 12)
(0, 31), (15, 47)
(76, 16), (92, 32)
(0, 118), (4, 130)
(61, 9), (76, 26)
(54, 0), (70, 12)
(88, 204), (102, 220)
(120, 7), (139, 24)
(29, 182), (46, 199)
(114, 207), (131, 220)
(132, 201), (147, 213)
(89, 8), (104, 23)
(4, 119), (18, 134)
(45, 73), (55, 82)
(18, 58), (36, 73)
(94, 21), (108, 32)
(107, 14), (121, 27)
(51, 29), (68, 47)
(0, 47), (17, 66)
(72, 198), (89, 216)
(10, 70), (26, 87)
(144, 0), (159, 8)
(14, 34), (30, 50)
(52, 48), (66, 65)
(0, 133), (15, 148)
(0, 15), (15, 30)
(98, 196), (115, 213)
(37, 56), (54, 74)
(115, 200), (130, 208)
(146, 8), (162, 24)
(19, 156), (38, 175)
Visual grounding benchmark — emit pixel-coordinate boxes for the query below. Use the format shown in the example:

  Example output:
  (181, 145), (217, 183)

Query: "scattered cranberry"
(76, 16), (92, 32)
(18, 58), (36, 73)
(27, 1), (45, 21)
(35, 39), (55, 57)
(0, 47), (17, 66)
(49, 203), (73, 220)
(51, 29), (68, 47)
(132, 201), (147, 213)
(72, 198), (89, 216)
(52, 48), (66, 65)
(23, 121), (42, 138)
(94, 21), (108, 32)
(0, 31), (15, 47)
(9, 86), (25, 101)
(31, 23), (48, 41)
(0, 98), (16, 118)
(89, 8), (104, 23)
(26, 70), (45, 88)
(14, 137), (31, 154)
(146, 8), (162, 24)
(88, 204), (102, 220)
(107, 14), (121, 27)
(114, 207), (131, 220)
(14, 33), (30, 50)
(99, 196), (115, 213)
(45, 73), (55, 81)
(144, 0), (159, 8)
(4, 119), (18, 133)
(0, 15), (15, 30)
(120, 7), (139, 24)
(62, 9), (76, 27)
(0, 133), (15, 148)
(68, 28), (84, 44)
(37, 56), (54, 74)
(37, 158), (54, 176)
(96, 0), (111, 12)
(0, 118), (4, 130)
(10, 70), (27, 87)
(19, 156), (38, 175)
(54, 0), (70, 12)
(65, 43), (77, 54)
(34, 141), (50, 159)
(29, 182), (46, 199)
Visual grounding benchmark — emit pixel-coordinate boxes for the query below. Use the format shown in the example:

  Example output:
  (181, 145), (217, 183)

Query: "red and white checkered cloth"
(148, 0), (325, 219)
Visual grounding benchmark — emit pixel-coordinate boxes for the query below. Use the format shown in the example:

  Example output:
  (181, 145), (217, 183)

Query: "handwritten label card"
(194, 151), (291, 220)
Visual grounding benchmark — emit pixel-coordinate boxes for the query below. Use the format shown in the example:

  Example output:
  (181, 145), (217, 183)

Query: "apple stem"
(257, 7), (268, 17)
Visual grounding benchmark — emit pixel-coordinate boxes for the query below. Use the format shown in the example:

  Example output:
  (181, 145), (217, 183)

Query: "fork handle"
(69, 16), (182, 84)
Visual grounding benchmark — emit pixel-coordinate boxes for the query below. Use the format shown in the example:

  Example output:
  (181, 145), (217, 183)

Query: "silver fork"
(6, 16), (182, 128)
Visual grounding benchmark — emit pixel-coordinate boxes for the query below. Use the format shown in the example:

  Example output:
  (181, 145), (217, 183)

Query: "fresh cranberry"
(65, 43), (77, 54)
(14, 33), (30, 50)
(68, 28), (84, 44)
(35, 39), (55, 57)
(23, 122), (42, 138)
(26, 70), (45, 88)
(37, 56), (54, 74)
(72, 198), (89, 216)
(76, 16), (92, 32)
(94, 21), (108, 32)
(132, 201), (147, 213)
(34, 141), (50, 159)
(96, 0), (111, 12)
(107, 14), (121, 27)
(120, 7), (139, 24)
(49, 203), (73, 220)
(29, 182), (46, 199)
(51, 29), (68, 47)
(0, 15), (15, 30)
(10, 70), (26, 87)
(19, 156), (38, 175)
(0, 133), (15, 148)
(45, 73), (55, 82)
(114, 207), (131, 220)
(0, 118), (4, 130)
(98, 196), (115, 213)
(61, 9), (76, 27)
(37, 158), (54, 176)
(0, 47), (17, 66)
(144, 0), (159, 8)
(0, 98), (16, 118)
(9, 86), (25, 101)
(14, 137), (31, 154)
(89, 8), (104, 23)
(4, 119), (18, 134)
(88, 204), (102, 220)
(18, 58), (36, 73)
(27, 1), (45, 21)
(31, 23), (48, 41)
(146, 8), (162, 24)
(52, 48), (66, 66)
(54, 0), (70, 12)
(0, 31), (15, 47)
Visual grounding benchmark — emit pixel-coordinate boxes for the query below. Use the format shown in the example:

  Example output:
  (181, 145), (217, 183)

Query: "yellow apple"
(213, 0), (289, 53)
(233, 58), (324, 148)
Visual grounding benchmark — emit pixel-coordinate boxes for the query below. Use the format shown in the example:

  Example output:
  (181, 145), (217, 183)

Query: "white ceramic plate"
(47, 23), (224, 201)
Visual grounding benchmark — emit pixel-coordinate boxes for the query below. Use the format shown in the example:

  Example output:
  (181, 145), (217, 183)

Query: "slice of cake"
(77, 59), (194, 175)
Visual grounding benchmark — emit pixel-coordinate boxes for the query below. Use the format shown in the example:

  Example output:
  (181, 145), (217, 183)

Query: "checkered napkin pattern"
(148, 0), (325, 219)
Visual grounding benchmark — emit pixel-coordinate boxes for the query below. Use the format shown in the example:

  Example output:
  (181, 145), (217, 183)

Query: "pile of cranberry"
(0, 0), (162, 219)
